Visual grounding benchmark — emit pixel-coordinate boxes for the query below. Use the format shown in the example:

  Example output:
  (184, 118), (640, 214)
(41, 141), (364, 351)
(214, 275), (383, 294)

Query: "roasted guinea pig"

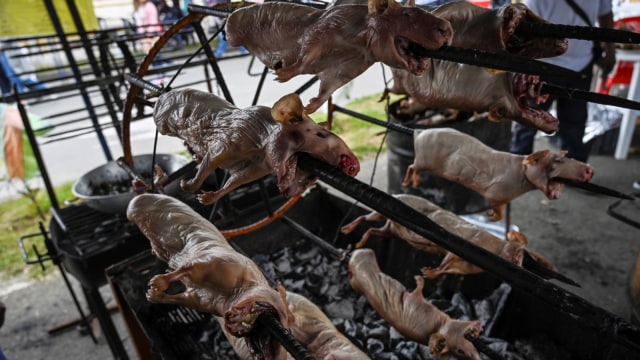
(219, 291), (370, 359)
(384, 1), (569, 133)
(342, 193), (559, 280)
(127, 193), (293, 360)
(225, 0), (452, 113)
(402, 128), (594, 221)
(348, 248), (483, 360)
(153, 89), (359, 205)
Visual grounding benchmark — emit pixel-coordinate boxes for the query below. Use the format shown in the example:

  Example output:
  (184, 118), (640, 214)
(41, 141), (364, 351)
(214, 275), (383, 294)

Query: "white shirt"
(524, 0), (613, 71)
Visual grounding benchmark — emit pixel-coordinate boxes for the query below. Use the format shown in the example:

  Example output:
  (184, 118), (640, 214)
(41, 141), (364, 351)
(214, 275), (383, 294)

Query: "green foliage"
(312, 93), (400, 160)
(0, 181), (73, 280)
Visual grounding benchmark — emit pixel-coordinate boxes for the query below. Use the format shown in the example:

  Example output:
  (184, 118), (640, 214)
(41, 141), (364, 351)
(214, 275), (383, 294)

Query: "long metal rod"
(516, 22), (640, 44)
(419, 46), (580, 78)
(38, 222), (98, 344)
(280, 216), (350, 262)
(64, 0), (123, 142)
(296, 153), (640, 353)
(332, 104), (414, 135)
(255, 313), (314, 360)
(15, 94), (59, 210)
(251, 66), (270, 106)
(191, 20), (235, 104)
(543, 83), (640, 111)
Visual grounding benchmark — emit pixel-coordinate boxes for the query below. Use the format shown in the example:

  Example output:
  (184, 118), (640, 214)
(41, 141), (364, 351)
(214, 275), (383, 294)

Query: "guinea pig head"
(269, 93), (360, 197)
(366, 0), (452, 75)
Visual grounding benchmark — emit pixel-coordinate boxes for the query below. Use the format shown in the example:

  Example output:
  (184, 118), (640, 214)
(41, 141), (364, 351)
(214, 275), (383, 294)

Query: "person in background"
(133, 0), (163, 53)
(208, 0), (248, 58)
(157, 0), (186, 49)
(509, 0), (616, 163)
(0, 42), (48, 96)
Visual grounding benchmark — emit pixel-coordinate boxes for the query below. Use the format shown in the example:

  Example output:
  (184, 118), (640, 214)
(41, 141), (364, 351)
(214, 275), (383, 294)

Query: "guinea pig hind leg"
(180, 153), (223, 192)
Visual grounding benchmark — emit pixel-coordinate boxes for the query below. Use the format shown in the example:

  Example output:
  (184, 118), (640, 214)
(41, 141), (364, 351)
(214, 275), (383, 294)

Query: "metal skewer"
(516, 22), (640, 44)
(418, 46), (580, 78)
(552, 177), (634, 200)
(542, 83), (640, 111)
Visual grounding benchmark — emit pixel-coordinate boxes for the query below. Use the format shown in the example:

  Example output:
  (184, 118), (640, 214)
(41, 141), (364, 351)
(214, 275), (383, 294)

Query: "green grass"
(0, 93), (392, 281)
(0, 182), (73, 280)
(312, 93), (402, 160)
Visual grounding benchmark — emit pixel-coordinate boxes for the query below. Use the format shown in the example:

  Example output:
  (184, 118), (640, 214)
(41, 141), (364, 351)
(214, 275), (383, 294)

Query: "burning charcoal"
(396, 341), (419, 360)
(451, 292), (476, 320)
(305, 273), (323, 288)
(472, 283), (511, 335)
(274, 255), (292, 273)
(324, 284), (342, 301)
(418, 344), (439, 360)
(363, 323), (388, 340)
(295, 245), (320, 261)
(343, 319), (360, 338)
(483, 337), (525, 360)
(332, 317), (345, 330)
(253, 254), (277, 279)
(389, 327), (404, 343)
(366, 338), (385, 355)
(376, 353), (400, 360)
(324, 299), (355, 319)
(291, 264), (307, 279)
(514, 334), (572, 360)
(282, 278), (306, 292)
(354, 296), (369, 319)
(363, 308), (381, 325)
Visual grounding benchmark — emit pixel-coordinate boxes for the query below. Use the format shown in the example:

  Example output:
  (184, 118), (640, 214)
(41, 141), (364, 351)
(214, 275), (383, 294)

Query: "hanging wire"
(161, 20), (226, 92)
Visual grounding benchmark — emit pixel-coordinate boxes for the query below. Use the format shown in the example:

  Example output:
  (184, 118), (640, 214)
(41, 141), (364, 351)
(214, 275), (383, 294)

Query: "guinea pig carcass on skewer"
(341, 193), (560, 281)
(127, 193), (293, 359)
(384, 1), (569, 133)
(348, 248), (484, 360)
(402, 128), (594, 221)
(152, 89), (360, 205)
(224, 0), (453, 113)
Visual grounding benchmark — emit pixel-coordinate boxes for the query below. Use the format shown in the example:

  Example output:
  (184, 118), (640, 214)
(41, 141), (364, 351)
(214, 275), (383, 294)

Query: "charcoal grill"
(106, 184), (640, 360)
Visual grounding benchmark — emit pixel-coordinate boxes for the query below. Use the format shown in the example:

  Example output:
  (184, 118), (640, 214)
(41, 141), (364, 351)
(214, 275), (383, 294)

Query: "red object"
(468, 0), (491, 8)
(600, 16), (640, 94)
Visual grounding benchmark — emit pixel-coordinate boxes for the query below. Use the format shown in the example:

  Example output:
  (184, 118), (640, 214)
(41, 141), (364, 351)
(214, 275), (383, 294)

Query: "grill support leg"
(82, 286), (129, 360)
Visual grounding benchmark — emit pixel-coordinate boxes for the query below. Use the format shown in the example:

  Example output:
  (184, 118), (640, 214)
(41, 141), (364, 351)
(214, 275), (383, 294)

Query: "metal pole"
(63, 0), (123, 141)
(43, 0), (113, 161)
(15, 95), (59, 210)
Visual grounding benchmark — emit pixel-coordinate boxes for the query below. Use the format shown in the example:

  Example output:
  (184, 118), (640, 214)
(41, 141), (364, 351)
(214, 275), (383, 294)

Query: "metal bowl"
(71, 153), (190, 214)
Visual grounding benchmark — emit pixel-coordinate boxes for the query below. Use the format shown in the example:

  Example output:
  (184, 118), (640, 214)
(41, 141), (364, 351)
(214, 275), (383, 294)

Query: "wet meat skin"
(348, 248), (483, 360)
(153, 89), (359, 205)
(342, 193), (559, 281)
(225, 0), (452, 113)
(426, 1), (567, 58)
(127, 193), (292, 360)
(402, 128), (594, 221)
(386, 1), (569, 133)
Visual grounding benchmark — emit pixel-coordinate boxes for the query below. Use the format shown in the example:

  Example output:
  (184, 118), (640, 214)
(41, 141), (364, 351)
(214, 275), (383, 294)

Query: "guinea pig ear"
(405, 0), (415, 7)
(271, 93), (304, 125)
(523, 149), (550, 165)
